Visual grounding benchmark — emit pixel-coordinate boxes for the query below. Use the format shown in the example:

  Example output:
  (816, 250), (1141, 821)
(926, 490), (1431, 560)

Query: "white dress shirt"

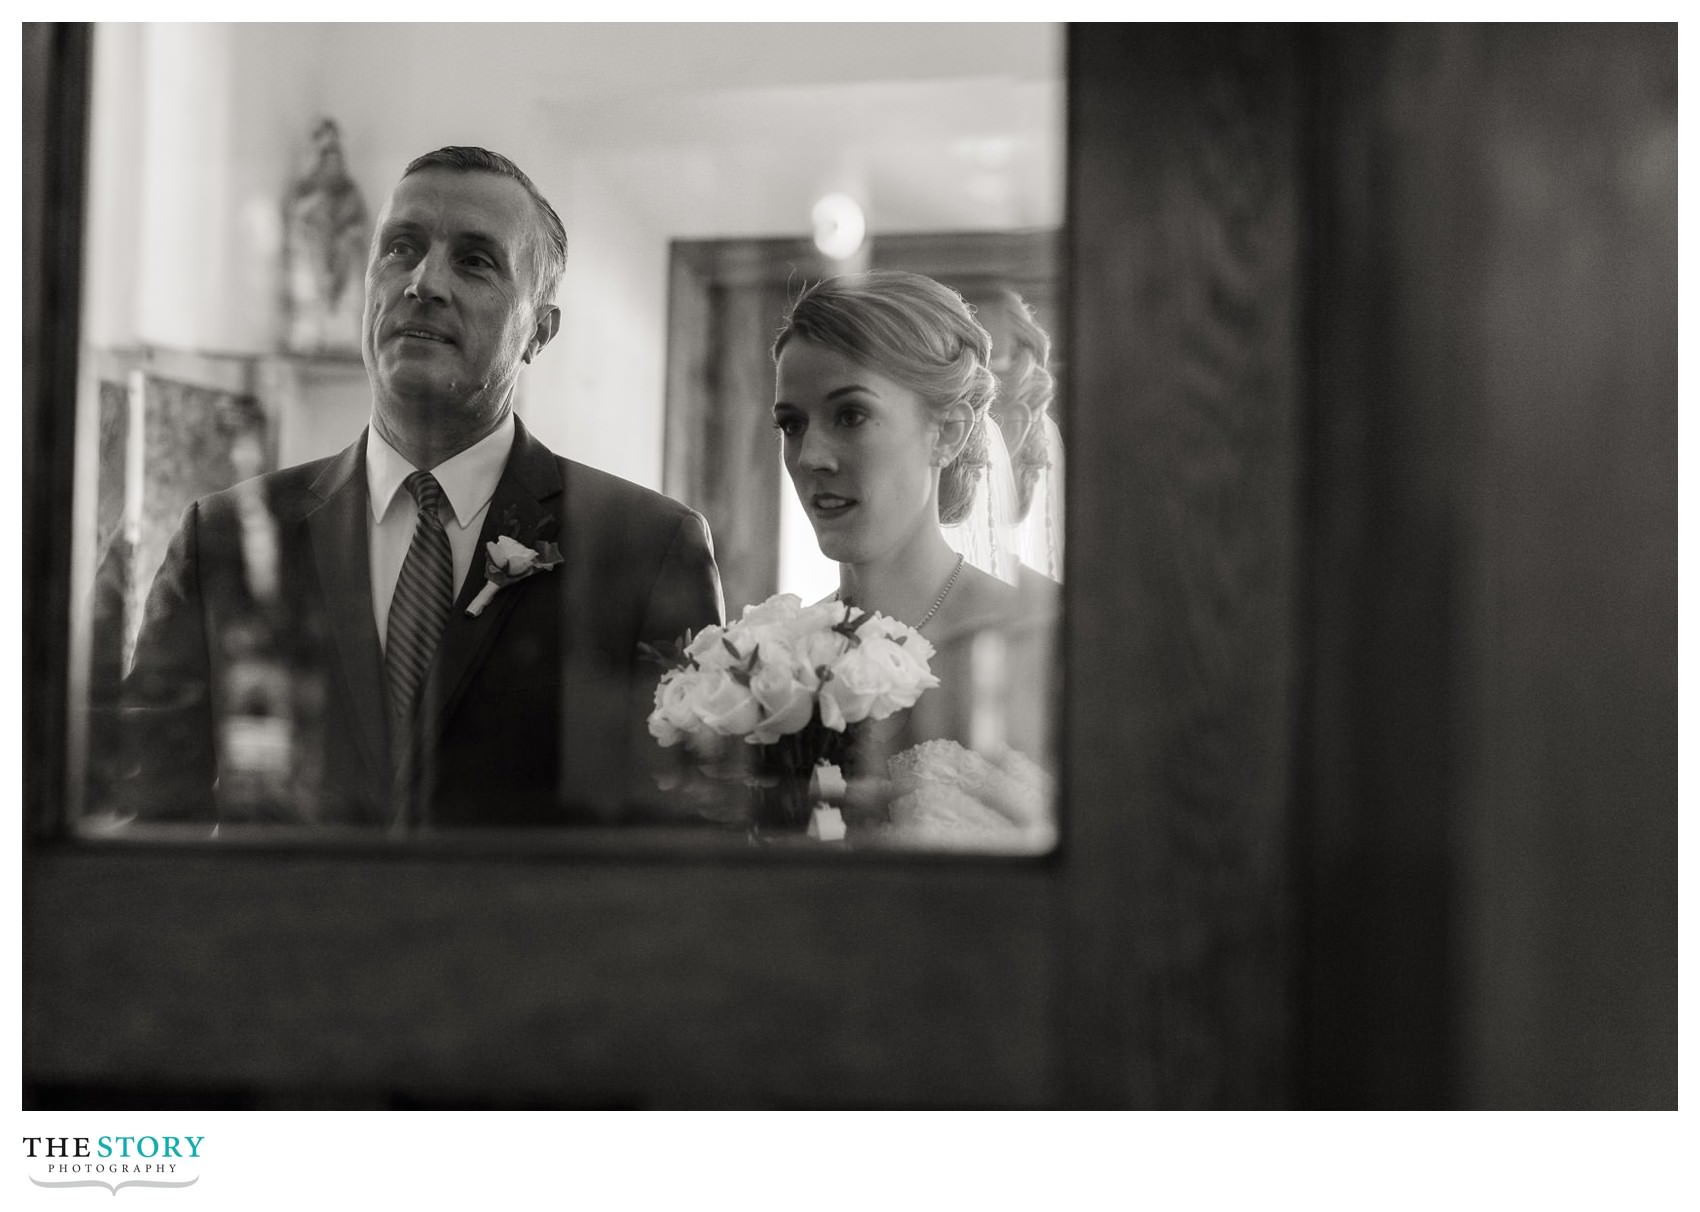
(366, 414), (516, 653)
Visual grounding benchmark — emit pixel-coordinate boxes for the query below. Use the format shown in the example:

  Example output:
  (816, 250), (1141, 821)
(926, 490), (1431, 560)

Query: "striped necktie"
(385, 470), (454, 762)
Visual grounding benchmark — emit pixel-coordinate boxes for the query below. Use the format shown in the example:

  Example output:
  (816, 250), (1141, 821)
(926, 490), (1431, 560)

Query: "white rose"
(746, 659), (817, 744)
(721, 594), (805, 667)
(486, 535), (540, 577)
(691, 669), (762, 737)
(737, 593), (803, 629)
(856, 633), (939, 714)
(733, 623), (794, 671)
(685, 624), (735, 671)
(648, 670), (701, 746)
(796, 598), (850, 636)
(821, 632), (941, 728)
(797, 628), (849, 676)
(818, 645), (888, 729)
(865, 613), (932, 649)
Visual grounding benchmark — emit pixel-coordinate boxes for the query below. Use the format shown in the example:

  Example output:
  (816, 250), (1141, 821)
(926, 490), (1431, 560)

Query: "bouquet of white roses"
(644, 593), (939, 834)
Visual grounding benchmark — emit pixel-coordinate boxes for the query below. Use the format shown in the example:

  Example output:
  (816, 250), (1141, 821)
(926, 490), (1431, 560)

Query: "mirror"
(68, 22), (1064, 851)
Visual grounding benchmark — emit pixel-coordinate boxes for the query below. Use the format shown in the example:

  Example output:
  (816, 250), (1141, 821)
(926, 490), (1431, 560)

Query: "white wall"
(92, 24), (327, 355)
(541, 161), (670, 487)
(82, 23), (144, 350)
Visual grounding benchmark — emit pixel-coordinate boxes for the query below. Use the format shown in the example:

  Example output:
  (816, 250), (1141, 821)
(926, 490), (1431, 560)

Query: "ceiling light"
(811, 193), (866, 261)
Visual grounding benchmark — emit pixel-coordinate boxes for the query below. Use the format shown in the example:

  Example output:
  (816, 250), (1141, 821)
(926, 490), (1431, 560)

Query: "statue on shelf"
(282, 118), (370, 356)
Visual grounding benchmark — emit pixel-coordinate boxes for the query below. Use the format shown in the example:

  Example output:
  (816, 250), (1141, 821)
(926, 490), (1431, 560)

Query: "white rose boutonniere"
(465, 534), (564, 617)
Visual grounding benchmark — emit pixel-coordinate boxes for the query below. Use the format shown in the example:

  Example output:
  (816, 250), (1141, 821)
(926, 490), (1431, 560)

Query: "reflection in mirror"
(67, 23), (1063, 851)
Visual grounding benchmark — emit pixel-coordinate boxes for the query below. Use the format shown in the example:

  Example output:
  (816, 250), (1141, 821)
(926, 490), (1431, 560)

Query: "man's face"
(362, 168), (552, 444)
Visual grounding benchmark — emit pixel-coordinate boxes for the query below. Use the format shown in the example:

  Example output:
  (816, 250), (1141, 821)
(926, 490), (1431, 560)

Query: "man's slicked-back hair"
(402, 146), (568, 309)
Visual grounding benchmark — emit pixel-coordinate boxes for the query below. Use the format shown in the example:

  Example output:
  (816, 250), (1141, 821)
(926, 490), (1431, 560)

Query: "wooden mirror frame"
(21, 22), (1301, 1110)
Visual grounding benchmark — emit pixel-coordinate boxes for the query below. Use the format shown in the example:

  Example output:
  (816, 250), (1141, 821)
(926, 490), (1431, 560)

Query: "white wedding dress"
(880, 738), (1055, 852)
(809, 418), (1064, 852)
(838, 563), (1059, 853)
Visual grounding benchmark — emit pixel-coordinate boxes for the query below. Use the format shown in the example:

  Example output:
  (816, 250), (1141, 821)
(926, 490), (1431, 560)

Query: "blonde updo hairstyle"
(772, 270), (998, 526)
(994, 290), (1057, 521)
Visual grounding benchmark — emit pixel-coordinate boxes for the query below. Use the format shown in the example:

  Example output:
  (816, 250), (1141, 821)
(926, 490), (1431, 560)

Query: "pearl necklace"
(913, 554), (967, 633)
(838, 553), (967, 634)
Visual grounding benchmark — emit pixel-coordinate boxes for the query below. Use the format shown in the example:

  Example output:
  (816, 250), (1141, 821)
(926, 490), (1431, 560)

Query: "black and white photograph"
(15, 14), (1682, 1201)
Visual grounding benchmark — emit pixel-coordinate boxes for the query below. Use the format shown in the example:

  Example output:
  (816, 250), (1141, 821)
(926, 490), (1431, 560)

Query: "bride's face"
(773, 338), (940, 566)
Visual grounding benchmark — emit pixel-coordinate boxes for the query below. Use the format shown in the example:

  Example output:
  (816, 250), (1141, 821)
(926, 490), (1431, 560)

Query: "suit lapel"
(426, 415), (564, 736)
(303, 431), (389, 813)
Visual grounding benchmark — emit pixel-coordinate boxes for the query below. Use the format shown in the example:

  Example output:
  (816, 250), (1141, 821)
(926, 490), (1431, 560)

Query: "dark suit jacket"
(113, 416), (723, 828)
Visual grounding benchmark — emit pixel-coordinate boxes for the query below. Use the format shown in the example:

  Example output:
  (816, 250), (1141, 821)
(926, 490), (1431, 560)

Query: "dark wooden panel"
(1299, 24), (1479, 1109)
(1061, 25), (1301, 1108)
(662, 253), (714, 504)
(1454, 25), (1675, 1109)
(1301, 24), (1675, 1108)
(711, 281), (791, 614)
(665, 242), (808, 614)
(24, 848), (1057, 1108)
(664, 258), (781, 614)
(23, 22), (91, 841)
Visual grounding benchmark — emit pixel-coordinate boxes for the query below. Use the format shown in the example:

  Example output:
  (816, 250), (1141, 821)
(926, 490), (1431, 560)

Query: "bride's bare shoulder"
(929, 563), (1058, 643)
(941, 564), (1012, 623)
(1013, 564), (1061, 627)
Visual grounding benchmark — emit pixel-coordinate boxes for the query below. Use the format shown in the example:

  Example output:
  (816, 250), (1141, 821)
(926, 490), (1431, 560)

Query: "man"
(116, 146), (723, 828)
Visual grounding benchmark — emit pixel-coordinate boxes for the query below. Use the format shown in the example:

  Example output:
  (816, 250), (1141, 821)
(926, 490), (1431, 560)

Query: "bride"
(770, 270), (1058, 849)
